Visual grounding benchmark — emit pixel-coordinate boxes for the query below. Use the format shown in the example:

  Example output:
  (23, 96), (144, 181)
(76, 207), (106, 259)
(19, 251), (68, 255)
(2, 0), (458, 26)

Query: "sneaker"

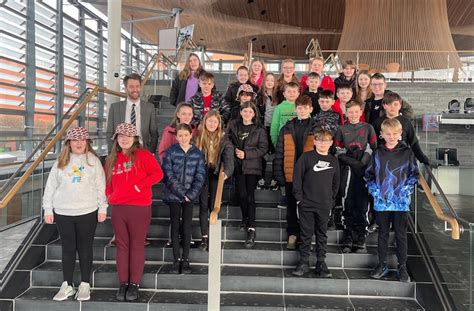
(257, 178), (266, 190)
(397, 264), (411, 282)
(327, 213), (336, 229)
(165, 239), (172, 247)
(292, 262), (310, 277)
(353, 241), (367, 254)
(315, 261), (332, 278)
(244, 228), (256, 249)
(181, 259), (192, 274)
(125, 283), (139, 301)
(116, 283), (128, 301)
(109, 235), (116, 246)
(269, 179), (279, 191)
(341, 236), (352, 253)
(75, 282), (90, 301)
(286, 235), (297, 250)
(170, 260), (180, 274)
(239, 220), (248, 232)
(144, 238), (151, 246)
(277, 196), (288, 209)
(199, 237), (208, 251)
(53, 281), (75, 301)
(370, 263), (389, 279)
(367, 223), (378, 233)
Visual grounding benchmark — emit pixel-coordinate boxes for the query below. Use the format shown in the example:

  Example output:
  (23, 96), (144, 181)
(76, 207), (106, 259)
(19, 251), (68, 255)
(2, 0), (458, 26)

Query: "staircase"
(1, 95), (441, 311)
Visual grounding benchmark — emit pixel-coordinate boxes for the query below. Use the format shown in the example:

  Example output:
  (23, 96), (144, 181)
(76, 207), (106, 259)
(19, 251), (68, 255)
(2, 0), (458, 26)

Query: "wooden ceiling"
(88, 0), (474, 58)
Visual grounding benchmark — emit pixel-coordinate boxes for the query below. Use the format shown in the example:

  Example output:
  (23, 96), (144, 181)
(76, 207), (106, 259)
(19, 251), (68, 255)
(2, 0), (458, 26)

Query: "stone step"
(31, 262), (415, 297)
(13, 287), (424, 311)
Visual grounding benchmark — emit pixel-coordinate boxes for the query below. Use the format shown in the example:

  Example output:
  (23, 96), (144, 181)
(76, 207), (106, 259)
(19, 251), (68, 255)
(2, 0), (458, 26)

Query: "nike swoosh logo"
(313, 166), (333, 172)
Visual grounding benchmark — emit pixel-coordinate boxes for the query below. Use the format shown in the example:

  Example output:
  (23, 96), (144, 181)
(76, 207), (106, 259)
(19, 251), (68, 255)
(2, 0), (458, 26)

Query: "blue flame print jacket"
(364, 142), (418, 212)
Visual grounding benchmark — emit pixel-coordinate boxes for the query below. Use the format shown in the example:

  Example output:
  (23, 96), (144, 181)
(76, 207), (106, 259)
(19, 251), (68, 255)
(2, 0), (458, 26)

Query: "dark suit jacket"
(106, 99), (159, 154)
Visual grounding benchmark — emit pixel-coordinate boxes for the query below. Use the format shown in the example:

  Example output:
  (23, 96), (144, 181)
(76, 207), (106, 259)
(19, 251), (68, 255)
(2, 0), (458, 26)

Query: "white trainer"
(53, 281), (75, 301)
(75, 282), (91, 301)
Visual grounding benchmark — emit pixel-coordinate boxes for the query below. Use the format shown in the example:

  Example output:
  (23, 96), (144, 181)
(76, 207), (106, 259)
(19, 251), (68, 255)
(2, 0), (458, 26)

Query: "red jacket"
(157, 125), (199, 162)
(300, 74), (335, 94)
(106, 149), (163, 206)
(332, 99), (366, 125)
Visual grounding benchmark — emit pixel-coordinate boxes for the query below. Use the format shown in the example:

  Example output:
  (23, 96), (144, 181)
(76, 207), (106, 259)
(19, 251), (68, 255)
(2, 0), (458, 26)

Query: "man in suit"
(106, 73), (159, 154)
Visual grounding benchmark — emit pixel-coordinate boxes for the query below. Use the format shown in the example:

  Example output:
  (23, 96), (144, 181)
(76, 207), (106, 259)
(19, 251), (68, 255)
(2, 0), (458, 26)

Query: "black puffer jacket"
(226, 119), (268, 176)
(334, 73), (357, 95)
(224, 81), (259, 121)
(169, 75), (187, 107)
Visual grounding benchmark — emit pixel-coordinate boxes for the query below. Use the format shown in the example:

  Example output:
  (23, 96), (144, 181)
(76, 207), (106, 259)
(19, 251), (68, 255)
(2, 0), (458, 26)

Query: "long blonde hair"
(105, 138), (142, 184)
(179, 53), (204, 80)
(57, 140), (97, 170)
(195, 111), (224, 167)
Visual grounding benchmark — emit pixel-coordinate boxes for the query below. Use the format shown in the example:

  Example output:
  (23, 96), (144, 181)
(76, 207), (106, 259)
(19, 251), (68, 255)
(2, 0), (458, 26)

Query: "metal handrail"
(418, 168), (461, 240)
(0, 86), (126, 209)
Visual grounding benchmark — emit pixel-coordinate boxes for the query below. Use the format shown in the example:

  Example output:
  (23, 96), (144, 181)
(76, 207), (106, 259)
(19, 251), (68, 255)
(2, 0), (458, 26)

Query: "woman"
(169, 53), (205, 106)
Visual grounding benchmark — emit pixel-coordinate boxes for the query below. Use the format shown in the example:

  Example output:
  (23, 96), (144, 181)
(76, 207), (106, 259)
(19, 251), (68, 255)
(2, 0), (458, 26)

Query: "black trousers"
(199, 168), (219, 236)
(235, 173), (259, 229)
(298, 206), (331, 263)
(169, 202), (194, 261)
(55, 210), (98, 284)
(342, 168), (370, 240)
(285, 182), (299, 236)
(376, 211), (408, 265)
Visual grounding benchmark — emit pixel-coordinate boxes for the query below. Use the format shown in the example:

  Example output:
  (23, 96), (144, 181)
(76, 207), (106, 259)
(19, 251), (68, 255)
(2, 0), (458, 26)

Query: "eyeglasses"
(282, 66), (294, 70)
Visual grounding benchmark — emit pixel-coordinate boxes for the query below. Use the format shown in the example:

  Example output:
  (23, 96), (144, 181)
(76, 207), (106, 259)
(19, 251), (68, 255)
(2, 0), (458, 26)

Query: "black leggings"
(169, 202), (194, 261)
(235, 173), (259, 229)
(199, 168), (219, 237)
(55, 210), (98, 285)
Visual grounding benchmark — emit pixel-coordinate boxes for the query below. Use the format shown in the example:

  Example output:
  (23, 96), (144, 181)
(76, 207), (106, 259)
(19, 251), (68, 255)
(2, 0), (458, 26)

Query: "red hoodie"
(300, 74), (335, 94)
(332, 99), (366, 125)
(106, 149), (163, 206)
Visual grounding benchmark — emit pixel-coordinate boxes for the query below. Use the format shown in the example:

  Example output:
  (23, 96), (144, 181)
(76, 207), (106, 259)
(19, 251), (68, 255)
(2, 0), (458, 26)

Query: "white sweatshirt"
(43, 152), (108, 216)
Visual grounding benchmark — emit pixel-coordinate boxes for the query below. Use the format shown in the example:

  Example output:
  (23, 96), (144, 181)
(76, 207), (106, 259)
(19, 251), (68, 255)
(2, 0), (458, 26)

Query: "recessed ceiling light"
(282, 44), (286, 48)
(247, 0), (254, 3)
(252, 37), (257, 41)
(261, 45), (266, 50)
(260, 10), (267, 15)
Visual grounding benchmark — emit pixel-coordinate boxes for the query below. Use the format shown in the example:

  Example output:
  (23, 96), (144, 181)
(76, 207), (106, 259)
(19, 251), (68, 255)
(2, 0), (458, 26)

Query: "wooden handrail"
(210, 165), (226, 225)
(418, 171), (460, 240)
(0, 86), (126, 209)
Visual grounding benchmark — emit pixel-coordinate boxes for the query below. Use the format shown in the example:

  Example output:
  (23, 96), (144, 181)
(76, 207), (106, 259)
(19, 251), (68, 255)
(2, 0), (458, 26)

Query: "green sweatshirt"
(270, 100), (296, 145)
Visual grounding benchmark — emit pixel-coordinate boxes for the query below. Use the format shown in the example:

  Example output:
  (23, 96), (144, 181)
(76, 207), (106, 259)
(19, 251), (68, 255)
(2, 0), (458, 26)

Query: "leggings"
(55, 210), (98, 285)
(169, 202), (194, 261)
(235, 173), (259, 229)
(111, 205), (151, 284)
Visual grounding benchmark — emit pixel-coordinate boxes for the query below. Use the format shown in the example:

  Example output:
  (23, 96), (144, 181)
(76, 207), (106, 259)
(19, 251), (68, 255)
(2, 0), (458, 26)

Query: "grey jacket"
(106, 99), (159, 154)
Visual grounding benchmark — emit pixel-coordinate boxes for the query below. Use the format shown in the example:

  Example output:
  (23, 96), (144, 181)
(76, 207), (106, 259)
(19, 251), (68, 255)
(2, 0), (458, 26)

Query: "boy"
(303, 72), (321, 116)
(292, 128), (340, 277)
(365, 118), (418, 282)
(270, 82), (300, 146)
(225, 66), (258, 121)
(331, 82), (354, 125)
(373, 92), (430, 165)
(313, 90), (341, 136)
(334, 100), (377, 254)
(189, 72), (230, 125)
(274, 95), (316, 249)
(365, 73), (414, 126)
(334, 60), (357, 94)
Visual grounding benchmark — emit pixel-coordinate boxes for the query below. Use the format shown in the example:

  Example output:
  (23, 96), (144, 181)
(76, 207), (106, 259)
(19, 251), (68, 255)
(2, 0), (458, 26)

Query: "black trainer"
(239, 220), (248, 231)
(292, 262), (310, 277)
(397, 264), (410, 282)
(199, 237), (208, 251)
(341, 234), (353, 253)
(181, 259), (192, 274)
(125, 283), (139, 301)
(116, 283), (128, 301)
(370, 263), (389, 279)
(170, 260), (180, 274)
(353, 238), (367, 254)
(315, 261), (332, 278)
(244, 229), (256, 249)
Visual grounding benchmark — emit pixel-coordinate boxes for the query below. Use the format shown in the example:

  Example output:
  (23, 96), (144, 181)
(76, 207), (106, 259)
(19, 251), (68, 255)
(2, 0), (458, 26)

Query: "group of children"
(43, 56), (426, 304)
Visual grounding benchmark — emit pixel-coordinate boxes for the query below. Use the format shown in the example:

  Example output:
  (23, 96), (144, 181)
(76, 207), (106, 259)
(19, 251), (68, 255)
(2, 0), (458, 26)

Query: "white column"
(106, 0), (122, 104)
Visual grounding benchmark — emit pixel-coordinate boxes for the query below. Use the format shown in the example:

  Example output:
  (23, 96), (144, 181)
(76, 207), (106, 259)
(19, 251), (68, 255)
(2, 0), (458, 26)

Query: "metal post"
(129, 16), (134, 73)
(24, 0), (36, 156)
(208, 219), (222, 310)
(97, 22), (105, 152)
(78, 7), (87, 127)
(55, 0), (64, 152)
(125, 38), (131, 74)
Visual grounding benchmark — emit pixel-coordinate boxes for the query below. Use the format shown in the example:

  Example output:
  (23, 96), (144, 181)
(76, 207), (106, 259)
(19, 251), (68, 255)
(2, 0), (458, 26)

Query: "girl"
(158, 102), (199, 162)
(226, 102), (268, 249)
(195, 111), (234, 251)
(169, 53), (205, 106)
(275, 59), (299, 105)
(105, 123), (163, 302)
(355, 70), (373, 104)
(334, 60), (357, 94)
(43, 127), (107, 302)
(224, 66), (259, 121)
(162, 123), (206, 274)
(250, 58), (266, 88)
(300, 57), (335, 94)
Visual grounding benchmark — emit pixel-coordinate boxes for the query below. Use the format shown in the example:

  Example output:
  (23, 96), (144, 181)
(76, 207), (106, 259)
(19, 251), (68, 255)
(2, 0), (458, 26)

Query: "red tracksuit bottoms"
(111, 204), (151, 284)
